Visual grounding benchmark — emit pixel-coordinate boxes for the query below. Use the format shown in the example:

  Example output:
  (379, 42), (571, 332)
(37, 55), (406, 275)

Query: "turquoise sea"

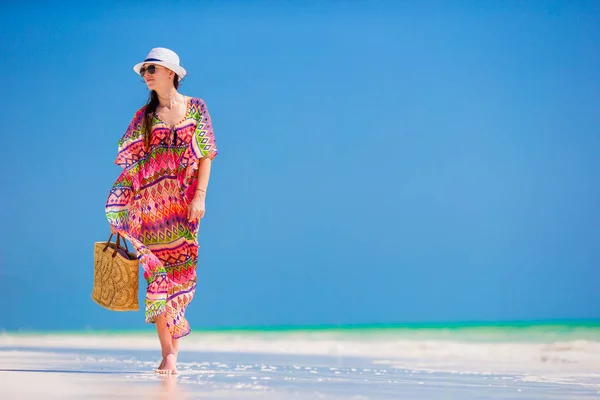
(9, 319), (599, 341)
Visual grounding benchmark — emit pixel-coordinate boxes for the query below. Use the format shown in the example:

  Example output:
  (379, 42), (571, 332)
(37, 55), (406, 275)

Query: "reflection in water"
(158, 375), (188, 400)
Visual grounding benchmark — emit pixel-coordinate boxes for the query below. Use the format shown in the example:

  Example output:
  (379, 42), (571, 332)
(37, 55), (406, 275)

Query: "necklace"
(155, 94), (186, 146)
(157, 93), (182, 102)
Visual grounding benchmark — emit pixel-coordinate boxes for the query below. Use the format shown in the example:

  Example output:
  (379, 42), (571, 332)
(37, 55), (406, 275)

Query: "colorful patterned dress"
(105, 97), (217, 339)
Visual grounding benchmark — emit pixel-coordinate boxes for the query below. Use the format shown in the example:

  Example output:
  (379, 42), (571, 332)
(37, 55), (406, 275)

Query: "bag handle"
(120, 234), (131, 253)
(103, 232), (130, 257)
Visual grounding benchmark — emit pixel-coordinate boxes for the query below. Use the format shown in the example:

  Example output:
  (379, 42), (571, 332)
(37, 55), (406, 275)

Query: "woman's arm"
(194, 157), (212, 195)
(187, 157), (212, 221)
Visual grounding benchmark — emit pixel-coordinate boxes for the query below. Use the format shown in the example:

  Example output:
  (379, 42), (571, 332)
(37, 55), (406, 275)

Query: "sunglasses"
(139, 64), (159, 77)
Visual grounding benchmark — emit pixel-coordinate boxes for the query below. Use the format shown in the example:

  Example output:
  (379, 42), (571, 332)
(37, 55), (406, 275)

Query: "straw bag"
(92, 233), (140, 311)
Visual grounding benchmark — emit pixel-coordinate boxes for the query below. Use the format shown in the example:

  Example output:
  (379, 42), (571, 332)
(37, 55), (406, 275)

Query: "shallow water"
(1, 328), (599, 399)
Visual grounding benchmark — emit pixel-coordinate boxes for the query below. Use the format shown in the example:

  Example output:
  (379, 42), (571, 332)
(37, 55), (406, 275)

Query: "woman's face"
(140, 64), (174, 90)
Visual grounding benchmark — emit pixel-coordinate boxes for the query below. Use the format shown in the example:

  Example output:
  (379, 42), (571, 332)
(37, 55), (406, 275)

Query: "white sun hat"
(133, 47), (187, 80)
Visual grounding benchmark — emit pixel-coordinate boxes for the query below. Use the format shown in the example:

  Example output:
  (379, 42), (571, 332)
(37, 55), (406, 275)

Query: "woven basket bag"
(92, 233), (140, 311)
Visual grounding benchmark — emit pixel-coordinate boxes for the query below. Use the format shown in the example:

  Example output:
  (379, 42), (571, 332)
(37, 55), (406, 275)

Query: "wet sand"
(0, 341), (598, 399)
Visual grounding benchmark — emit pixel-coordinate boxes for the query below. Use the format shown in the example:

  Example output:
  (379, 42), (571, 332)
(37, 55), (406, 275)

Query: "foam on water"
(2, 324), (599, 389)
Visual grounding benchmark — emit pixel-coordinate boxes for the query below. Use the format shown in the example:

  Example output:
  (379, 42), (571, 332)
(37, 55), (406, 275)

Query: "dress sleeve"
(179, 98), (218, 200)
(115, 107), (147, 169)
(106, 106), (146, 235)
(188, 98), (218, 162)
(105, 170), (133, 234)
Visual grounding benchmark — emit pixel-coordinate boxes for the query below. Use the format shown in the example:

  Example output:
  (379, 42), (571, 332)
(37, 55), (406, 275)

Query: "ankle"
(161, 349), (176, 358)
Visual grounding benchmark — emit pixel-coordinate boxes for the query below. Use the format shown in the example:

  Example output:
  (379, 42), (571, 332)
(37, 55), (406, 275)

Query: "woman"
(105, 47), (217, 374)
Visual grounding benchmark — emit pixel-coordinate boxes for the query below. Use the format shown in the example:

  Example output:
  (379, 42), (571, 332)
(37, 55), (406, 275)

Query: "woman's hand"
(187, 192), (206, 222)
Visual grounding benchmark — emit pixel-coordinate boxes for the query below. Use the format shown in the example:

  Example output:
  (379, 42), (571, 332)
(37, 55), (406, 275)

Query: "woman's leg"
(173, 337), (180, 358)
(155, 314), (178, 374)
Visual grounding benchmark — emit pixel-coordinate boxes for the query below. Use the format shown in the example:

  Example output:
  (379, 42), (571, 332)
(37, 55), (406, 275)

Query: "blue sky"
(1, 1), (599, 331)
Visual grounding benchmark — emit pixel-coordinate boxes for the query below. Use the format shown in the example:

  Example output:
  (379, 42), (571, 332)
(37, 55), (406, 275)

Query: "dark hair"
(142, 74), (180, 149)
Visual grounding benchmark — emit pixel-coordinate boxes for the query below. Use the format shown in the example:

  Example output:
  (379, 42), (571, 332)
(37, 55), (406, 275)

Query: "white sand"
(1, 333), (599, 399)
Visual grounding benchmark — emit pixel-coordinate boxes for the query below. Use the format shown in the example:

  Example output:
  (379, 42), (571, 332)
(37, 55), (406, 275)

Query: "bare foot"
(155, 354), (178, 375)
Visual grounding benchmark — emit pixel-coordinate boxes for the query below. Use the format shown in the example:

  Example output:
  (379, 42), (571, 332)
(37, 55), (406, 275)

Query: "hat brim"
(133, 61), (187, 80)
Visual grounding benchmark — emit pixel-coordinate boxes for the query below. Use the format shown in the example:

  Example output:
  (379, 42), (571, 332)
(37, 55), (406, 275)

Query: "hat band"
(144, 58), (163, 62)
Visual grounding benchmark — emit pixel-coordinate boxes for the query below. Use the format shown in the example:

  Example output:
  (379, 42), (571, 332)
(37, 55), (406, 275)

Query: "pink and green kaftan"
(105, 97), (217, 339)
